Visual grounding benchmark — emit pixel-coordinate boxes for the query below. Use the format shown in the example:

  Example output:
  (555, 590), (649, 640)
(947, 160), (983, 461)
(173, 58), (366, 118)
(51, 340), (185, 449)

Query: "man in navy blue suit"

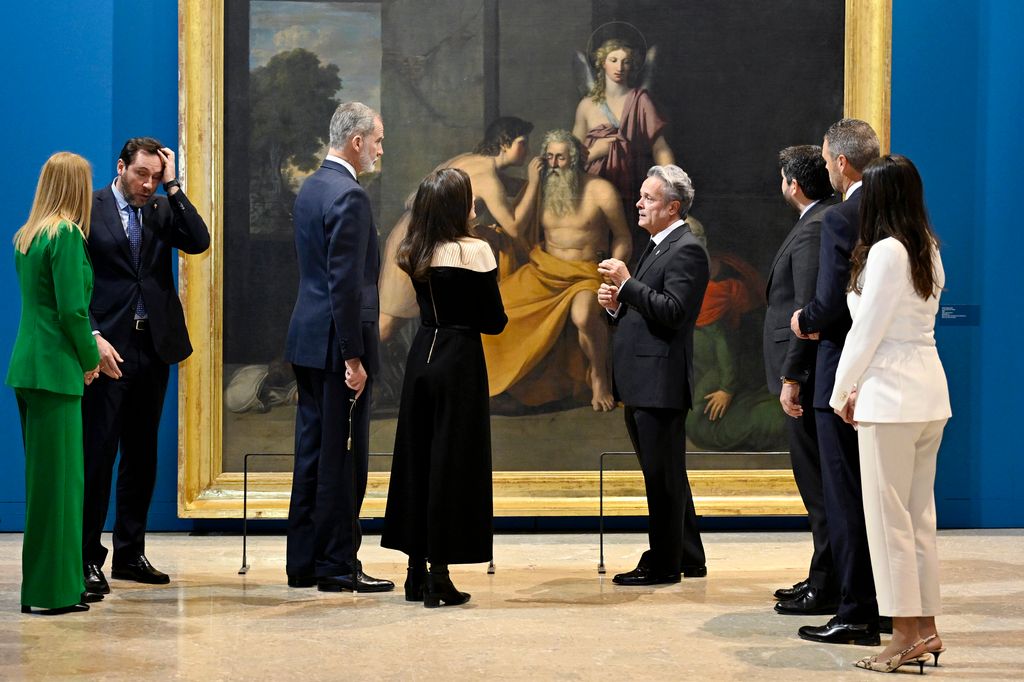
(787, 119), (882, 644)
(284, 102), (393, 593)
(83, 138), (210, 594)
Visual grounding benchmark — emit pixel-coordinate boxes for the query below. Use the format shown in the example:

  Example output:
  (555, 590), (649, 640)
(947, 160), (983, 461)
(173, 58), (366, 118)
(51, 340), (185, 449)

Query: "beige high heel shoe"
(853, 639), (929, 674)
(920, 634), (947, 667)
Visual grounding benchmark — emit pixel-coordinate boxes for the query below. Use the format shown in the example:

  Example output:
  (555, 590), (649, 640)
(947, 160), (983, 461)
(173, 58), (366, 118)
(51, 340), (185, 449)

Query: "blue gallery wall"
(891, 0), (1024, 527)
(0, 1), (1020, 531)
(0, 0), (186, 530)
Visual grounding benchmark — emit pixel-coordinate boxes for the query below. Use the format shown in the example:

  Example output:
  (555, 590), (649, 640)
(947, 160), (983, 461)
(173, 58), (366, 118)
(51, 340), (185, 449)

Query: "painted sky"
(250, 1), (381, 109)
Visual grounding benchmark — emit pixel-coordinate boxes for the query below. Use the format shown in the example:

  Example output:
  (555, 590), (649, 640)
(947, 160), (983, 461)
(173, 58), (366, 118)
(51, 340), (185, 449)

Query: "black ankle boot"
(423, 564), (470, 608)
(405, 558), (426, 602)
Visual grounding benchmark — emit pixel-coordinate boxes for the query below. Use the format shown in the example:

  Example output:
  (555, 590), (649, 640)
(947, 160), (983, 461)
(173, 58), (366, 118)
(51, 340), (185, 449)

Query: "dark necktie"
(636, 238), (656, 270)
(126, 206), (147, 318)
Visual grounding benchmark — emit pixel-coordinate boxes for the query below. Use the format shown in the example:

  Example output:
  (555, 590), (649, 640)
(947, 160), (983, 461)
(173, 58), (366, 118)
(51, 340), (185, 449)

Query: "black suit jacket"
(763, 196), (838, 393)
(798, 188), (861, 407)
(88, 185), (210, 365)
(285, 160), (380, 374)
(611, 223), (710, 410)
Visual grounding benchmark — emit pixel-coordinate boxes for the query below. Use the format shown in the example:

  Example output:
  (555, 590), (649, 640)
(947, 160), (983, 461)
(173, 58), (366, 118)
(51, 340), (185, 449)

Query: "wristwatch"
(163, 179), (181, 192)
(781, 377), (799, 385)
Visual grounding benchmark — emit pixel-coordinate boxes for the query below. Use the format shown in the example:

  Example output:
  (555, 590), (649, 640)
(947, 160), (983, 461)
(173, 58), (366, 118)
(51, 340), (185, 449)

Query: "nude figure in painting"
(379, 117), (543, 341)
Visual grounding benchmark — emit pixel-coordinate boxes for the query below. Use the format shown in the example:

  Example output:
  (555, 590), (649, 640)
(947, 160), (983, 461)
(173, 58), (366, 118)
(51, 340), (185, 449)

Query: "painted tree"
(249, 48), (341, 233)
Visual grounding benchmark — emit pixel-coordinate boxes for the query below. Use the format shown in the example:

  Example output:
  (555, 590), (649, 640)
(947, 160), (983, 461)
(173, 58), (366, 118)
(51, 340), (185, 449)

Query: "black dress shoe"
(682, 565), (707, 578)
(85, 563), (110, 595)
(317, 571), (395, 593)
(774, 579), (809, 601)
(879, 615), (893, 634)
(111, 555), (170, 585)
(798, 616), (881, 646)
(774, 586), (839, 615)
(81, 591), (104, 604)
(612, 564), (681, 586)
(21, 602), (90, 615)
(287, 576), (317, 588)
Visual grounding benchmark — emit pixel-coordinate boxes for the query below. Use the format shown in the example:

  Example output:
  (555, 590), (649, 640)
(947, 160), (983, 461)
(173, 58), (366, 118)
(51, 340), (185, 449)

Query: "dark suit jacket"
(611, 223), (710, 410)
(798, 188), (861, 408)
(763, 196), (838, 393)
(285, 160), (380, 374)
(88, 185), (210, 365)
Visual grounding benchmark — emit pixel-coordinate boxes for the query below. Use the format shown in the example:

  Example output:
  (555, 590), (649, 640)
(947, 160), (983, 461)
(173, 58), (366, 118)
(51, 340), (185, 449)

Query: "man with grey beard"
(482, 129), (630, 412)
(284, 102), (393, 593)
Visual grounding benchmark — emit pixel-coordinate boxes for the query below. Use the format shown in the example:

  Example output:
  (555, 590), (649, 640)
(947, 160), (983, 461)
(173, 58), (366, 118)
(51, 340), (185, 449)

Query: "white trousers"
(857, 419), (947, 617)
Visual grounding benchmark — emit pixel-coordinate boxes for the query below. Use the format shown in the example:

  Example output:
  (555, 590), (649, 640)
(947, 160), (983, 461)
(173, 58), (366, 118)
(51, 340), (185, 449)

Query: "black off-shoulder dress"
(382, 265), (507, 564)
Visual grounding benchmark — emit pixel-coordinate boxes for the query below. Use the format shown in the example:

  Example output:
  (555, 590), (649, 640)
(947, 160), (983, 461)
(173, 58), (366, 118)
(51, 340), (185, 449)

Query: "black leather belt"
(133, 319), (149, 331)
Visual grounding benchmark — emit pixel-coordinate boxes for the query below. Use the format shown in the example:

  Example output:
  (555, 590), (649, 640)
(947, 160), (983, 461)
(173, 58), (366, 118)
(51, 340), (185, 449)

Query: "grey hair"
(541, 129), (584, 172)
(824, 118), (880, 172)
(328, 102), (378, 150)
(647, 164), (694, 216)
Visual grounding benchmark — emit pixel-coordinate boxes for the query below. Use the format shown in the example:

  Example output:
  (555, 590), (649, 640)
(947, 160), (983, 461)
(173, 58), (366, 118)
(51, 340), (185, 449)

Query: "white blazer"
(830, 237), (952, 423)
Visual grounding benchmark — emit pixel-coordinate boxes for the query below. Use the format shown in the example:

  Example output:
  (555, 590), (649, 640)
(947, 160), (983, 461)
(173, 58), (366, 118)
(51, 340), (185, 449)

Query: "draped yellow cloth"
(482, 246), (600, 405)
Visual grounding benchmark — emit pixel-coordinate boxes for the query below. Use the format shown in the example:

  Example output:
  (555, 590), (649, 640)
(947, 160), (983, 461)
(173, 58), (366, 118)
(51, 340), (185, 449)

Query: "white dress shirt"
(798, 199), (820, 220)
(325, 154), (357, 181)
(830, 237), (952, 422)
(845, 180), (863, 200)
(648, 218), (685, 249)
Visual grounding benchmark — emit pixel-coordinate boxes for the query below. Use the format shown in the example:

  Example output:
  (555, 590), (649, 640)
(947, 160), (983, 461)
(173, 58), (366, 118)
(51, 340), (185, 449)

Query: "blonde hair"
(14, 152), (92, 254)
(588, 38), (637, 103)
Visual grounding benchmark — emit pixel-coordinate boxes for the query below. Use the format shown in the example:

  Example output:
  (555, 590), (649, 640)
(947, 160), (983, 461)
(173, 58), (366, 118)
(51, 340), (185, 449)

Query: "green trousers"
(16, 388), (85, 609)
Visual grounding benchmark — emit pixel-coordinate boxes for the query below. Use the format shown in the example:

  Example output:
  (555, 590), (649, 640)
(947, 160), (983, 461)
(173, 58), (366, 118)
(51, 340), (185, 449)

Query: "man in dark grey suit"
(598, 165), (710, 585)
(790, 119), (882, 644)
(765, 145), (838, 610)
(284, 102), (393, 593)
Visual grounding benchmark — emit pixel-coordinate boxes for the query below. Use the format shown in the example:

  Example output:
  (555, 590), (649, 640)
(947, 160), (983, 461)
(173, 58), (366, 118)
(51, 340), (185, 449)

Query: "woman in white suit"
(830, 155), (951, 674)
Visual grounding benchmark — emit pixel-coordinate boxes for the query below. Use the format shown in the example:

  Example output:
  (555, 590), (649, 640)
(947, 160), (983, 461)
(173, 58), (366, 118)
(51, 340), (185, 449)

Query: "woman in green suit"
(7, 152), (101, 615)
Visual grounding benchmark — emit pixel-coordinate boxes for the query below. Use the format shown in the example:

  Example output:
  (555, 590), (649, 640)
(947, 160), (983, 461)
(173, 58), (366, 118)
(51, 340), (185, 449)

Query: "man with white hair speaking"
(598, 165), (710, 584)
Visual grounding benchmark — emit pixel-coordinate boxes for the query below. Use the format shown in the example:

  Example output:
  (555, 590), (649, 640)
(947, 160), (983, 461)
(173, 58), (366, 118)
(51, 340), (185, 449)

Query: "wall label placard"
(938, 304), (980, 326)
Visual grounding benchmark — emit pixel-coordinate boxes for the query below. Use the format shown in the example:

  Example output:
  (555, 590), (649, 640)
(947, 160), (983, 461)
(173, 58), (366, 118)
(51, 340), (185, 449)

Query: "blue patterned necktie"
(126, 205), (147, 317)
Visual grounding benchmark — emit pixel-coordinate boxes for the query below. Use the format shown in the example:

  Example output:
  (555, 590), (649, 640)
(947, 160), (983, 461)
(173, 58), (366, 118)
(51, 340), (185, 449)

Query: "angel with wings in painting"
(572, 26), (676, 263)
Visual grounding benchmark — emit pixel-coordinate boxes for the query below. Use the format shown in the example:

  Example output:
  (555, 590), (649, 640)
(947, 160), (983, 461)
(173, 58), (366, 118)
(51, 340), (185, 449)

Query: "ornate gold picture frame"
(177, 0), (890, 519)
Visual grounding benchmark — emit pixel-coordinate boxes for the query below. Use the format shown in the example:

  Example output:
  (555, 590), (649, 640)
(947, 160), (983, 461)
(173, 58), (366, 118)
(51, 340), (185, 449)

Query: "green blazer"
(6, 221), (100, 396)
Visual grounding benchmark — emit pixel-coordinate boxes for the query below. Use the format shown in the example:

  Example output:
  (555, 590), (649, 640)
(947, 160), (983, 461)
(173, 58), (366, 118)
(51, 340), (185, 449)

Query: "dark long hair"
(474, 116), (534, 156)
(850, 154), (940, 299)
(396, 168), (475, 281)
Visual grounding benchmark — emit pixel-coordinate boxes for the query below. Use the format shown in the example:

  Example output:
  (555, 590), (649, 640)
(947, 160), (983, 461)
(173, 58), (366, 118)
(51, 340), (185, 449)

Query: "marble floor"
(1, 530), (1022, 680)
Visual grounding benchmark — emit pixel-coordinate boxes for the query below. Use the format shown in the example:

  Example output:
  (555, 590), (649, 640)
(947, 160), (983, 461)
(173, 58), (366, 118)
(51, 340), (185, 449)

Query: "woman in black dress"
(382, 168), (507, 607)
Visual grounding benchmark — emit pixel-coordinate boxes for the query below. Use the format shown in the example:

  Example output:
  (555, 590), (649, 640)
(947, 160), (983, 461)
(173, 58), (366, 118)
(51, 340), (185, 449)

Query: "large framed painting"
(177, 0), (891, 518)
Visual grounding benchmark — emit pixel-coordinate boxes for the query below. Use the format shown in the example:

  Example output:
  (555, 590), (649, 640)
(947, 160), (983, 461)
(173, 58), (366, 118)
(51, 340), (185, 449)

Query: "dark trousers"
(788, 388), (834, 590)
(815, 407), (879, 623)
(624, 406), (705, 572)
(82, 327), (169, 567)
(287, 364), (371, 578)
